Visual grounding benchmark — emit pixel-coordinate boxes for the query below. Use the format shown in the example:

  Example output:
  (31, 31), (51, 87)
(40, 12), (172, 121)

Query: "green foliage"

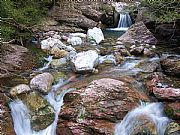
(142, 0), (180, 23)
(0, 0), (53, 41)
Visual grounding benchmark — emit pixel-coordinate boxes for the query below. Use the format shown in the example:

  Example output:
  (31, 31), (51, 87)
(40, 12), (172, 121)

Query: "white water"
(115, 103), (169, 135)
(38, 55), (53, 71)
(117, 13), (132, 29)
(9, 78), (75, 135)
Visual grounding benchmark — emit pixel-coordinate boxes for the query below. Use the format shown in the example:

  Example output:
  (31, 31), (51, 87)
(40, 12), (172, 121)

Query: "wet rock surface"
(19, 92), (55, 131)
(57, 78), (149, 135)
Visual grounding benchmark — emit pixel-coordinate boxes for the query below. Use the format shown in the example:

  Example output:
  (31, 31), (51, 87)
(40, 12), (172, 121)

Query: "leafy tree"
(0, 0), (53, 42)
(141, 0), (180, 23)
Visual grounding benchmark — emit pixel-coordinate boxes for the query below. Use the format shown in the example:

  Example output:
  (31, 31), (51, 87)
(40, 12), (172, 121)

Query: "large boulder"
(153, 87), (180, 101)
(117, 21), (157, 46)
(30, 73), (54, 94)
(160, 55), (180, 77)
(57, 78), (149, 135)
(70, 50), (99, 73)
(87, 27), (104, 44)
(19, 92), (55, 131)
(10, 84), (31, 97)
(0, 44), (34, 78)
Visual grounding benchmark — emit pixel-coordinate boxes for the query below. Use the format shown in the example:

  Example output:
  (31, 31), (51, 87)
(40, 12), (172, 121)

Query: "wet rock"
(130, 46), (144, 55)
(117, 21), (157, 45)
(165, 102), (180, 120)
(165, 122), (180, 135)
(30, 73), (54, 94)
(0, 44), (34, 78)
(114, 52), (124, 64)
(10, 84), (31, 97)
(99, 55), (116, 65)
(0, 93), (16, 135)
(153, 87), (180, 100)
(70, 50), (99, 73)
(50, 46), (68, 58)
(20, 92), (55, 131)
(113, 45), (130, 57)
(58, 78), (149, 134)
(67, 37), (82, 46)
(50, 58), (67, 68)
(87, 27), (104, 44)
(143, 48), (155, 57)
(160, 55), (180, 77)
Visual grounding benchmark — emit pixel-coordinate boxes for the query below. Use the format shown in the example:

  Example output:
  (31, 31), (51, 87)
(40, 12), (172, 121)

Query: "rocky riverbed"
(0, 1), (180, 134)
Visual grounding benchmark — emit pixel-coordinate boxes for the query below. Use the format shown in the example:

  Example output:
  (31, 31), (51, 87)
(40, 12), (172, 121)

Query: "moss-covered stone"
(20, 92), (55, 131)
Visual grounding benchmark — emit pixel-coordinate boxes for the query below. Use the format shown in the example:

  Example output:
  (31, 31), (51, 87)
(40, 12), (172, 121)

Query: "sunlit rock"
(10, 84), (31, 97)
(30, 73), (54, 94)
(67, 36), (82, 46)
(50, 46), (68, 58)
(87, 27), (104, 44)
(70, 50), (99, 72)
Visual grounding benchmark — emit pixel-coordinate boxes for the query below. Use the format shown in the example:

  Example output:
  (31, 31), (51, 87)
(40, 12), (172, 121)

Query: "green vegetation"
(0, 0), (53, 42)
(142, 0), (180, 23)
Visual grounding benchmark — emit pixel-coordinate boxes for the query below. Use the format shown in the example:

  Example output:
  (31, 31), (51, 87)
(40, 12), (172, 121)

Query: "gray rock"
(70, 50), (99, 72)
(10, 84), (31, 97)
(30, 73), (54, 94)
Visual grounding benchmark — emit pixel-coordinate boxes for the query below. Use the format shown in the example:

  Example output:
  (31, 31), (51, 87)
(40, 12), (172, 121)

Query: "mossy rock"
(20, 92), (55, 131)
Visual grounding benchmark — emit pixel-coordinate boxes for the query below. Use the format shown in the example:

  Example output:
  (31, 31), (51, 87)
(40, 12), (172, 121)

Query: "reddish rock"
(57, 78), (149, 135)
(160, 55), (180, 77)
(0, 44), (34, 78)
(117, 21), (158, 45)
(153, 87), (180, 100)
(0, 92), (15, 135)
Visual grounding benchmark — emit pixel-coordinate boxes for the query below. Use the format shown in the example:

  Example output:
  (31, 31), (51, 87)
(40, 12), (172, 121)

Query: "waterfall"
(9, 79), (75, 135)
(114, 103), (169, 135)
(117, 13), (132, 29)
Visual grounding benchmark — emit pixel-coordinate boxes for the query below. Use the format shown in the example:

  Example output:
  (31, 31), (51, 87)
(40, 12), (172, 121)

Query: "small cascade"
(117, 13), (132, 30)
(115, 103), (170, 135)
(38, 55), (53, 71)
(9, 78), (75, 135)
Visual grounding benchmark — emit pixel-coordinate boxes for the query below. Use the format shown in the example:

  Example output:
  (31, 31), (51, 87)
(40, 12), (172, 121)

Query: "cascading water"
(38, 55), (53, 71)
(9, 78), (75, 135)
(114, 103), (170, 135)
(117, 13), (132, 29)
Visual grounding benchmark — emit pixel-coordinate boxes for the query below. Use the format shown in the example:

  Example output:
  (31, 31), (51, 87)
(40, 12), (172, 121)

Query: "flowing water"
(38, 55), (53, 71)
(9, 78), (76, 135)
(115, 103), (170, 135)
(117, 13), (132, 29)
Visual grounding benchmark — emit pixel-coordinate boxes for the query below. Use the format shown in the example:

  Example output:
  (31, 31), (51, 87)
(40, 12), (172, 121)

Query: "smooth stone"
(70, 50), (99, 72)
(30, 73), (54, 94)
(10, 84), (31, 97)
(50, 46), (68, 58)
(70, 33), (86, 38)
(87, 27), (104, 44)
